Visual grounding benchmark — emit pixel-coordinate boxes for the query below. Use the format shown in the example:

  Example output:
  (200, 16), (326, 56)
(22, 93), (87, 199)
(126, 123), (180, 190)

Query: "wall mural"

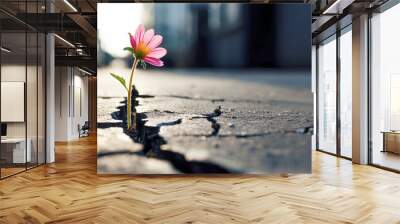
(97, 3), (313, 174)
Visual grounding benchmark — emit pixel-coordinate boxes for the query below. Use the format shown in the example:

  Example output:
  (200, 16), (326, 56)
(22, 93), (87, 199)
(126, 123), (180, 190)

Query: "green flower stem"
(127, 58), (139, 130)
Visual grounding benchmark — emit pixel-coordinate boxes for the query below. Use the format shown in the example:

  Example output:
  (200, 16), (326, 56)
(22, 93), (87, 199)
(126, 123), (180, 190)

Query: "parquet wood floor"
(1, 135), (400, 223)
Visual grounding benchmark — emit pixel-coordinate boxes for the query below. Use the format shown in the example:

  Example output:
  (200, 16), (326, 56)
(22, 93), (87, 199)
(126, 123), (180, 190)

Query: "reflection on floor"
(0, 167), (25, 178)
(373, 150), (400, 171)
(0, 163), (40, 178)
(0, 135), (400, 223)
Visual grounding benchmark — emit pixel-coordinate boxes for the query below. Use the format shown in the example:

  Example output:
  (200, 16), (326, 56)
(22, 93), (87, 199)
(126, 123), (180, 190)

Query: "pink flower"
(129, 24), (167, 67)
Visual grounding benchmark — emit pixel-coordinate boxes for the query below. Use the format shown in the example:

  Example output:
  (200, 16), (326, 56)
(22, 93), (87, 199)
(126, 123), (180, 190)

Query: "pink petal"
(134, 24), (145, 44)
(144, 57), (164, 67)
(147, 35), (163, 49)
(147, 47), (167, 59)
(143, 29), (155, 45)
(129, 32), (136, 48)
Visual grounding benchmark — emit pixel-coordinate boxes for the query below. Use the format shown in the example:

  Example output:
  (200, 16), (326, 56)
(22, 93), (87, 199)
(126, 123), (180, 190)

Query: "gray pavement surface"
(97, 60), (313, 174)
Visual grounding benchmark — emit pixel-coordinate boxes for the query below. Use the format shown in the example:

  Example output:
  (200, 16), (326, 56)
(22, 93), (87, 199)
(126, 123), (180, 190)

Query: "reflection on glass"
(0, 1), (47, 179)
(27, 31), (38, 169)
(390, 75), (400, 130)
(340, 29), (352, 158)
(38, 33), (46, 165)
(1, 31), (27, 177)
(371, 4), (400, 171)
(318, 37), (337, 154)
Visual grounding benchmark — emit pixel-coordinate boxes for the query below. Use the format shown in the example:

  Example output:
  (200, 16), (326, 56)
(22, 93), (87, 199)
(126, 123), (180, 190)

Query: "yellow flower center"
(134, 42), (151, 60)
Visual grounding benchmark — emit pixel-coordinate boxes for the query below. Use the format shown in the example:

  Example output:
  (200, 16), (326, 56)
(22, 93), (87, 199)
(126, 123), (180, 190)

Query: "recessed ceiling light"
(54, 34), (75, 48)
(63, 0), (78, 12)
(78, 67), (93, 76)
(1, 47), (11, 53)
(322, 0), (353, 15)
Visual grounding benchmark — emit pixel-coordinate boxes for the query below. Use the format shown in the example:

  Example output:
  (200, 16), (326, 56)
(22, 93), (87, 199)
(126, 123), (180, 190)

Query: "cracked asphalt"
(97, 60), (313, 174)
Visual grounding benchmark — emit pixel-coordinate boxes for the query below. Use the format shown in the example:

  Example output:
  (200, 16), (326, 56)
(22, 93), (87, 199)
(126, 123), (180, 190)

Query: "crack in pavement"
(205, 106), (222, 136)
(97, 122), (124, 129)
(97, 125), (312, 160)
(189, 106), (222, 136)
(98, 90), (311, 173)
(98, 90), (233, 173)
(98, 149), (142, 158)
(151, 109), (177, 114)
(155, 118), (182, 127)
(166, 126), (313, 139)
(100, 103), (312, 140)
(136, 94), (263, 104)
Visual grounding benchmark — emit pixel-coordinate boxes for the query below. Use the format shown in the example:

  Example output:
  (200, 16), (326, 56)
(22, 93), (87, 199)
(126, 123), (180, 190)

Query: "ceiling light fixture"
(76, 48), (85, 55)
(63, 0), (78, 12)
(1, 47), (11, 53)
(54, 34), (75, 48)
(78, 67), (93, 76)
(322, 0), (354, 15)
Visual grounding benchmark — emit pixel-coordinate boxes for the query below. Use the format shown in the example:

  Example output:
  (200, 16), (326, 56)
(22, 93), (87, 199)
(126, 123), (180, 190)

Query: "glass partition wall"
(0, 31), (27, 177)
(316, 26), (352, 159)
(317, 35), (337, 155)
(370, 3), (400, 171)
(339, 27), (352, 159)
(0, 2), (46, 179)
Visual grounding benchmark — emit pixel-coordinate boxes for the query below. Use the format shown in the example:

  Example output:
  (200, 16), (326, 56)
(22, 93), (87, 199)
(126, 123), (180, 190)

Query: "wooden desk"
(1, 138), (31, 163)
(382, 131), (400, 154)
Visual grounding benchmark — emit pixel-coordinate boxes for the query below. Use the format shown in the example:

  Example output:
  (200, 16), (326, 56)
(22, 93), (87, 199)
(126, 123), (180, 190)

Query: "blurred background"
(97, 3), (313, 174)
(98, 3), (311, 69)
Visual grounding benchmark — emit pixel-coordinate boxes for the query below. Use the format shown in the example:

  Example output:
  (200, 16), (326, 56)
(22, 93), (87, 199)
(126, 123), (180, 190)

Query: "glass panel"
(371, 4), (400, 171)
(1, 30), (28, 177)
(38, 32), (45, 165)
(27, 30), (38, 169)
(318, 36), (337, 154)
(339, 29), (352, 158)
(26, 0), (39, 169)
(0, 1), (46, 178)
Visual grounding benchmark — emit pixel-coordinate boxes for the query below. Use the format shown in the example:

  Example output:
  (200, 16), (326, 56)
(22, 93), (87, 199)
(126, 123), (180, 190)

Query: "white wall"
(55, 66), (70, 141)
(1, 65), (28, 138)
(1, 63), (46, 164)
(55, 67), (89, 141)
(71, 72), (89, 138)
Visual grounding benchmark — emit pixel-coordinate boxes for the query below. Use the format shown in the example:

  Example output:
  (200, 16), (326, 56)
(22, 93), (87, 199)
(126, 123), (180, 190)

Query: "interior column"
(352, 14), (369, 164)
(46, 0), (55, 163)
